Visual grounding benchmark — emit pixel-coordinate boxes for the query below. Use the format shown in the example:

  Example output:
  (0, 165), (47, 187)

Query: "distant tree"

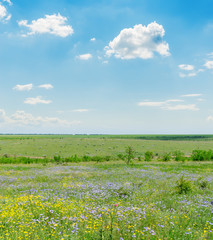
(125, 146), (135, 164)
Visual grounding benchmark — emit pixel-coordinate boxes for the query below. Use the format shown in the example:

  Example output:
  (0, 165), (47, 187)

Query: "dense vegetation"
(0, 135), (213, 239)
(0, 162), (212, 239)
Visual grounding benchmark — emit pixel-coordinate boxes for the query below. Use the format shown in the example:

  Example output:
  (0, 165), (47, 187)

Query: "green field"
(0, 135), (213, 239)
(1, 134), (213, 158)
(0, 161), (213, 239)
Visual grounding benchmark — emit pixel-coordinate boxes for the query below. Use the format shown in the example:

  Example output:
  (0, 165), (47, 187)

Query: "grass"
(0, 135), (213, 239)
(1, 134), (213, 158)
(0, 161), (212, 239)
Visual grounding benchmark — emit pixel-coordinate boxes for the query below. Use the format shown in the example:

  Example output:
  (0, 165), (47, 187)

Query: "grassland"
(0, 161), (213, 239)
(1, 134), (213, 158)
(0, 135), (213, 239)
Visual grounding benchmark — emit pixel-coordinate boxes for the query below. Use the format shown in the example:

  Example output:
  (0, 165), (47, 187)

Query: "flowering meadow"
(0, 162), (212, 239)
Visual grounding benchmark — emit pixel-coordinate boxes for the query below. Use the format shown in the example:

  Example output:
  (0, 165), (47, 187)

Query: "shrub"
(196, 177), (209, 189)
(53, 155), (62, 164)
(162, 152), (171, 162)
(144, 151), (153, 162)
(191, 150), (213, 161)
(104, 156), (111, 161)
(173, 150), (185, 162)
(117, 154), (125, 161)
(91, 156), (103, 163)
(176, 176), (193, 194)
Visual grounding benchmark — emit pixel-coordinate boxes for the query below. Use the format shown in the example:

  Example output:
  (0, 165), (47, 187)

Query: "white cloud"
(0, 109), (80, 126)
(207, 52), (213, 58)
(138, 99), (199, 111)
(13, 84), (33, 91)
(204, 61), (213, 69)
(138, 101), (165, 107)
(77, 53), (92, 60)
(207, 116), (213, 121)
(105, 21), (170, 60)
(3, 0), (12, 6)
(38, 84), (54, 90)
(90, 37), (96, 42)
(18, 13), (74, 37)
(181, 94), (202, 97)
(178, 64), (194, 71)
(165, 99), (184, 103)
(162, 104), (199, 111)
(72, 109), (89, 112)
(24, 96), (52, 105)
(197, 98), (205, 102)
(179, 72), (197, 78)
(0, 3), (11, 22)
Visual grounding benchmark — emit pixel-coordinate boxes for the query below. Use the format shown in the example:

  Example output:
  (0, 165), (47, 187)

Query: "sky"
(0, 0), (213, 134)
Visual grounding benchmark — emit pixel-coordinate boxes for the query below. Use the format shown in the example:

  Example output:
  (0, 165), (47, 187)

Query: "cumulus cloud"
(138, 99), (199, 111)
(13, 84), (33, 91)
(24, 96), (52, 105)
(204, 61), (213, 69)
(18, 13), (74, 37)
(105, 21), (170, 60)
(90, 37), (96, 42)
(0, 109), (80, 126)
(77, 53), (92, 60)
(178, 64), (194, 71)
(181, 94), (202, 97)
(0, 3), (11, 22)
(38, 84), (54, 90)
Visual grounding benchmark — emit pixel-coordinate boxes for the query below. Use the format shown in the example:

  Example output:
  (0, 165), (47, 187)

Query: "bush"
(53, 155), (62, 164)
(173, 150), (185, 162)
(144, 151), (153, 162)
(196, 177), (209, 189)
(162, 152), (171, 162)
(176, 176), (193, 194)
(191, 150), (213, 161)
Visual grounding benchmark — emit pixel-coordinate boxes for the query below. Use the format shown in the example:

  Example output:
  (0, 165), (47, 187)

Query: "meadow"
(0, 135), (213, 239)
(1, 134), (213, 158)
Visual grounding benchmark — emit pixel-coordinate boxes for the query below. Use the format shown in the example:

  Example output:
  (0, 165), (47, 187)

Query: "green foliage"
(196, 177), (209, 189)
(173, 150), (185, 162)
(53, 155), (62, 164)
(125, 146), (135, 164)
(162, 152), (171, 162)
(175, 176), (193, 194)
(191, 150), (213, 161)
(144, 151), (153, 162)
(0, 162), (212, 239)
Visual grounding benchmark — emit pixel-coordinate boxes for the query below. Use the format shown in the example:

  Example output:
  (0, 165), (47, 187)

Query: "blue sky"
(0, 0), (213, 134)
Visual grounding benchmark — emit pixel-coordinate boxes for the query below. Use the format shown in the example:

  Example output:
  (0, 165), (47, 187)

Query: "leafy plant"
(125, 146), (135, 164)
(162, 152), (171, 162)
(173, 150), (185, 162)
(191, 150), (213, 161)
(144, 151), (153, 162)
(196, 177), (209, 189)
(176, 176), (193, 194)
